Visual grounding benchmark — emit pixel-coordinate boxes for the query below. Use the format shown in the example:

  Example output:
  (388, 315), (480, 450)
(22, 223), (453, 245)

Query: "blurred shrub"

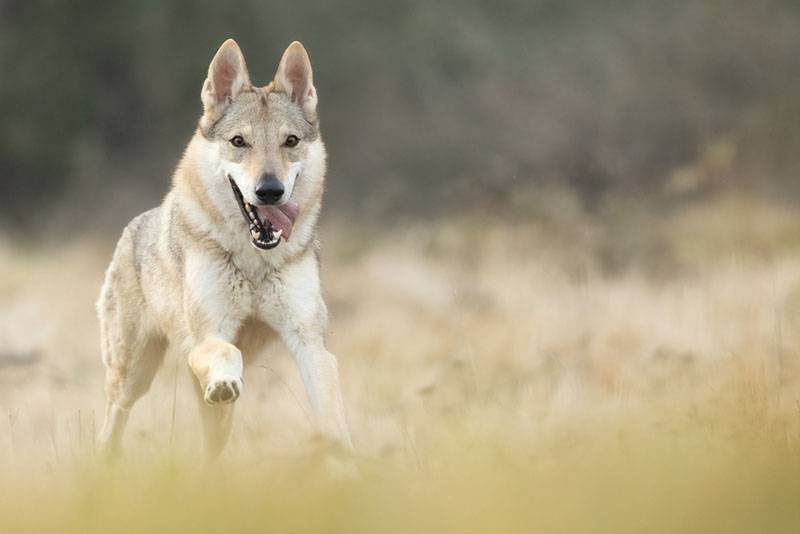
(0, 0), (799, 231)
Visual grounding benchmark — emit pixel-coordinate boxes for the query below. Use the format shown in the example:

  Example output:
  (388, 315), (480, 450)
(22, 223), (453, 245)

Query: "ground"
(0, 193), (799, 533)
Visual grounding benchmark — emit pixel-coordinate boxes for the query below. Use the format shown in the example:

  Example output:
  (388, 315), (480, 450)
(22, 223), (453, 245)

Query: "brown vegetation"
(1, 193), (798, 532)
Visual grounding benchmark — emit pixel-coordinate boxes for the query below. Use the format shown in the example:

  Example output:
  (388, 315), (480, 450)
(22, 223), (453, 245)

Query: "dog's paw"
(204, 376), (243, 405)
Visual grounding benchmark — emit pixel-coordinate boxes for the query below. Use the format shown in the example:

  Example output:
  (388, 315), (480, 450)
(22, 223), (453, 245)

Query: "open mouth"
(228, 176), (299, 250)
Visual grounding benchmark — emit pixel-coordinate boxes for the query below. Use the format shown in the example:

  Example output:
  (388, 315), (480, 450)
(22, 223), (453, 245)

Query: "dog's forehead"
(214, 89), (312, 139)
(262, 90), (307, 125)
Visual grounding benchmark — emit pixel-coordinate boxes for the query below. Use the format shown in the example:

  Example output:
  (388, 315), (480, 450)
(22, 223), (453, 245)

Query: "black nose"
(254, 174), (284, 204)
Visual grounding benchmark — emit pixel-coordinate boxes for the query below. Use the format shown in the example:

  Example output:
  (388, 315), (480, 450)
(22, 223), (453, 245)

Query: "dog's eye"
(284, 135), (300, 148)
(230, 135), (247, 148)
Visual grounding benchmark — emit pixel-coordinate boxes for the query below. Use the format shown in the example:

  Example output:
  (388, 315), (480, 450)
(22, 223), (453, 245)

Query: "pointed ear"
(201, 39), (251, 113)
(273, 41), (317, 120)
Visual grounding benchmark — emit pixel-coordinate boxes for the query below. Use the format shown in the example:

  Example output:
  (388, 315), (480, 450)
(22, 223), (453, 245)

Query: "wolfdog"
(96, 39), (352, 457)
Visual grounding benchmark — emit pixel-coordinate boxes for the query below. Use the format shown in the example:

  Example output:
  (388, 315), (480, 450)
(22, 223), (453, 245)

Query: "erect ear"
(201, 39), (251, 113)
(273, 41), (317, 121)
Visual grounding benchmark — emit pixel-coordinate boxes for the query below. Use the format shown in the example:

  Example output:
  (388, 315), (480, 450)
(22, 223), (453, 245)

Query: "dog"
(96, 39), (353, 457)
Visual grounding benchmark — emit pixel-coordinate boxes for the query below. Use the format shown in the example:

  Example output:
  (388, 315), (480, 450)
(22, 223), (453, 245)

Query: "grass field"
(1, 193), (799, 533)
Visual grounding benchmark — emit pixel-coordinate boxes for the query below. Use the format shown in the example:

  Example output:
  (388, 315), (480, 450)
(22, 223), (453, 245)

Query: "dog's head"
(198, 39), (324, 250)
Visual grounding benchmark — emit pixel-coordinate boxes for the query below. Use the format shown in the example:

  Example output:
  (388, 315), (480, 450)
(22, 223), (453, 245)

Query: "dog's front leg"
(265, 253), (354, 451)
(188, 336), (244, 405)
(290, 334), (353, 451)
(182, 252), (247, 457)
(187, 336), (243, 458)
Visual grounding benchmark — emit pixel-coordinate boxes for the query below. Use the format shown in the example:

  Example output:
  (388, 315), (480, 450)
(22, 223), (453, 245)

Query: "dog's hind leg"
(97, 284), (165, 457)
(98, 336), (166, 457)
(98, 332), (166, 457)
(192, 382), (235, 459)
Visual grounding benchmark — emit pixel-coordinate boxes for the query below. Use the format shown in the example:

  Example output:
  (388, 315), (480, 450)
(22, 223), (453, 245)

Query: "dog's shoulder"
(108, 206), (161, 262)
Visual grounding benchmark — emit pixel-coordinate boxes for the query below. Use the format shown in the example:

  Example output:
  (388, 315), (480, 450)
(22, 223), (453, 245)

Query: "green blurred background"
(1, 0), (799, 234)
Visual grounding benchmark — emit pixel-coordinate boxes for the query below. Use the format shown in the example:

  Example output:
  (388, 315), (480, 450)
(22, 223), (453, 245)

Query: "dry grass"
(1, 193), (799, 533)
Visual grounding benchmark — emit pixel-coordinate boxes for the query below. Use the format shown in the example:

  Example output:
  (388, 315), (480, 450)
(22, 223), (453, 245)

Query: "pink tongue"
(256, 201), (300, 240)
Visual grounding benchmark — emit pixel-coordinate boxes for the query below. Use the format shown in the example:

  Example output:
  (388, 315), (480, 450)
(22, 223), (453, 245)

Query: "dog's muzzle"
(228, 176), (283, 250)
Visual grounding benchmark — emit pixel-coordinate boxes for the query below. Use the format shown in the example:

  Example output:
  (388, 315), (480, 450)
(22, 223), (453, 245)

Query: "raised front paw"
(204, 376), (243, 405)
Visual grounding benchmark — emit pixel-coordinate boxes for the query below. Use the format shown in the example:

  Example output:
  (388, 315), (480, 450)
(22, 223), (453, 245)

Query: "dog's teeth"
(273, 229), (283, 239)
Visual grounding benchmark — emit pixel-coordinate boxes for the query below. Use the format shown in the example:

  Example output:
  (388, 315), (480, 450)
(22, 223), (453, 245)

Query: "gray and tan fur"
(96, 39), (352, 457)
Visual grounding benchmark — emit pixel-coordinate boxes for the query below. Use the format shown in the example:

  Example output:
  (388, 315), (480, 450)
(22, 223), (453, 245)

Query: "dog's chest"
(223, 251), (287, 319)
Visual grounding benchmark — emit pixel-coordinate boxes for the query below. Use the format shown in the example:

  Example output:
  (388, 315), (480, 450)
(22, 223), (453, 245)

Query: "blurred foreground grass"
(2, 379), (799, 534)
(1, 193), (800, 532)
